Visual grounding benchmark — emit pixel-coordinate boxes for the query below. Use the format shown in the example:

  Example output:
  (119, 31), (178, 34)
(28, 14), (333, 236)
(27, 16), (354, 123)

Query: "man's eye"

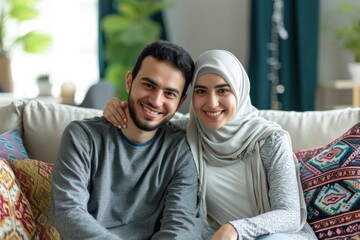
(143, 83), (154, 89)
(165, 92), (177, 98)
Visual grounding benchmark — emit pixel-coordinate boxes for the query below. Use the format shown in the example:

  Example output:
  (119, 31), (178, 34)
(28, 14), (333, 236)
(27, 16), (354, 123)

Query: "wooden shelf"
(319, 80), (360, 108)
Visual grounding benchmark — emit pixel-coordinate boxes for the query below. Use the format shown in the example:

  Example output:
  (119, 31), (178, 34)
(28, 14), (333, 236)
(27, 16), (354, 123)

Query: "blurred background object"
(99, 0), (172, 100)
(78, 81), (116, 109)
(0, 0), (52, 93)
(1, 0), (359, 111)
(61, 82), (76, 105)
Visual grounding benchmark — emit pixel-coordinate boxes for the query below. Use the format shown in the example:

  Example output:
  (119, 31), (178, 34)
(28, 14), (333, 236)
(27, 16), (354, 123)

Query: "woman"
(103, 50), (317, 240)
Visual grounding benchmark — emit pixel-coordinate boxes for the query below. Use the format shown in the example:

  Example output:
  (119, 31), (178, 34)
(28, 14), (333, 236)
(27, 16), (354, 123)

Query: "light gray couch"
(1, 99), (360, 163)
(1, 99), (360, 240)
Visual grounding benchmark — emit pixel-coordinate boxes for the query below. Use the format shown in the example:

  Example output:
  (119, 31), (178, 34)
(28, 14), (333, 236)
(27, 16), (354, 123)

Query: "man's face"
(126, 56), (187, 131)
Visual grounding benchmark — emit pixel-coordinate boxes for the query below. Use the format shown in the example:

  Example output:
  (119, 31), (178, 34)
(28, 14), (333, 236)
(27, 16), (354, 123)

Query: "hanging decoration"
(267, 0), (288, 110)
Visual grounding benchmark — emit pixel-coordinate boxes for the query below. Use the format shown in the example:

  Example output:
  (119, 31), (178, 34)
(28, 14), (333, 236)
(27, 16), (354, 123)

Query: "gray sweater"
(51, 117), (204, 240)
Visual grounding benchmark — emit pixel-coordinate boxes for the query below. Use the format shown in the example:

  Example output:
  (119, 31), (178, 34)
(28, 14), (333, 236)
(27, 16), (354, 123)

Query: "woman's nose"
(207, 93), (219, 107)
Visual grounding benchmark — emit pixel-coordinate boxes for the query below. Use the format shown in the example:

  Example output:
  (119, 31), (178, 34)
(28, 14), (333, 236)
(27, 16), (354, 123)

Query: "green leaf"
(333, 1), (360, 62)
(105, 64), (128, 100)
(142, 1), (173, 17)
(120, 2), (139, 19)
(9, 5), (39, 21)
(9, 0), (40, 5)
(102, 0), (175, 83)
(17, 32), (52, 53)
(102, 15), (132, 33)
(119, 21), (160, 45)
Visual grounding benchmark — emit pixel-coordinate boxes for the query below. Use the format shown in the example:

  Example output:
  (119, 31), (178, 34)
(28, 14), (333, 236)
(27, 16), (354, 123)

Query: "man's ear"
(177, 94), (187, 110)
(125, 71), (132, 93)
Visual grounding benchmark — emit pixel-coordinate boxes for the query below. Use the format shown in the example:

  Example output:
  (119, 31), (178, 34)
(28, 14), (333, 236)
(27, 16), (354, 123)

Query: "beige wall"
(164, 0), (250, 67)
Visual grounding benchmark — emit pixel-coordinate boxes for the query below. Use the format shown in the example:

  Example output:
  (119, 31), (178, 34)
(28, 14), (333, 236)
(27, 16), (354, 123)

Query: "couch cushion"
(0, 130), (29, 163)
(22, 100), (102, 163)
(11, 159), (61, 240)
(259, 108), (360, 151)
(295, 122), (360, 239)
(0, 100), (25, 135)
(0, 157), (37, 239)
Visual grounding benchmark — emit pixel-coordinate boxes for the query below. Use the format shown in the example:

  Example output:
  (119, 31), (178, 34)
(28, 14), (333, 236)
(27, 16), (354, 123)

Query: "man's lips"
(141, 104), (162, 118)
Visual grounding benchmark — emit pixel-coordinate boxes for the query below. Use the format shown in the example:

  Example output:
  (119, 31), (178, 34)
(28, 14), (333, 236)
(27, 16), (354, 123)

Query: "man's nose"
(149, 91), (163, 107)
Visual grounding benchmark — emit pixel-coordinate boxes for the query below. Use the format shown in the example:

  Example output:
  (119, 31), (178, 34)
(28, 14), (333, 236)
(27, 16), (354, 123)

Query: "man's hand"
(212, 223), (238, 240)
(103, 97), (128, 128)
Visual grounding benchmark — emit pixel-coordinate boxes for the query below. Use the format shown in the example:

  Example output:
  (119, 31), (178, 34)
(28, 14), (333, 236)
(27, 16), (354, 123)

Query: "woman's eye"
(195, 89), (206, 95)
(218, 88), (229, 95)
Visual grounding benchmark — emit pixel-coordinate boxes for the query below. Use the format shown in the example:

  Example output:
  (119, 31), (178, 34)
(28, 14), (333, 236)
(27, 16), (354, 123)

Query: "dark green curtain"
(98, 1), (168, 80)
(248, 0), (319, 111)
(98, 1), (117, 80)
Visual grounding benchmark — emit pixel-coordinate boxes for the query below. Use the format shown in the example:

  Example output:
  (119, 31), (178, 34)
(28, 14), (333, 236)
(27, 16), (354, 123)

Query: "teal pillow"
(0, 129), (28, 163)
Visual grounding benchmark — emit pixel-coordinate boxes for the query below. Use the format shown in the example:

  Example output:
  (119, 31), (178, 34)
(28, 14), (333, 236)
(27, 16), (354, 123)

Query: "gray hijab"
(186, 50), (306, 231)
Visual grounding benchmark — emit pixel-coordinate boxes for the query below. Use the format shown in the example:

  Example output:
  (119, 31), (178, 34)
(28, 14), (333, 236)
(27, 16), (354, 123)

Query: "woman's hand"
(211, 223), (238, 240)
(103, 97), (128, 128)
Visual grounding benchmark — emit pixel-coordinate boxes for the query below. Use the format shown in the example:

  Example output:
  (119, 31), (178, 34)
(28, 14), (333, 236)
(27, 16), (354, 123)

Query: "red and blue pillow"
(296, 122), (360, 239)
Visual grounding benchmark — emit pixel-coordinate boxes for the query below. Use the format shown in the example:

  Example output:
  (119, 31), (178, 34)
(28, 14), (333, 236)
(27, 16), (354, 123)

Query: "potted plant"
(36, 73), (52, 96)
(333, 1), (360, 81)
(101, 0), (172, 99)
(0, 0), (52, 92)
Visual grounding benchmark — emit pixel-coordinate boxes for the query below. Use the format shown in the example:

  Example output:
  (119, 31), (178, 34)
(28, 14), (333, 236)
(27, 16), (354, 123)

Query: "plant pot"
(0, 56), (14, 92)
(37, 81), (52, 96)
(348, 62), (360, 82)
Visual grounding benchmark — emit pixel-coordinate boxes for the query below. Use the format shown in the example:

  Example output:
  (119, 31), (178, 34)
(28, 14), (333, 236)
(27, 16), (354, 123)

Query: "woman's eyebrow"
(215, 84), (230, 88)
(194, 84), (230, 89)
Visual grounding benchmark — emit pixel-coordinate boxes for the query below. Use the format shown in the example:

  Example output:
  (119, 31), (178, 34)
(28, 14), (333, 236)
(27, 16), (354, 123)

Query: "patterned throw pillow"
(10, 159), (61, 240)
(295, 122), (360, 240)
(0, 130), (29, 163)
(0, 157), (37, 239)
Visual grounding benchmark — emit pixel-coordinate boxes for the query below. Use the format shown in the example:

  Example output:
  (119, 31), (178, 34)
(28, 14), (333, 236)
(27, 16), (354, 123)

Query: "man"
(51, 40), (204, 239)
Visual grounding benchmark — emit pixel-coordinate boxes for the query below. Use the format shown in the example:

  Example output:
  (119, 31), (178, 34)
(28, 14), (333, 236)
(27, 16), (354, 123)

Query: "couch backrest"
(259, 108), (360, 151)
(1, 100), (360, 163)
(0, 100), (102, 163)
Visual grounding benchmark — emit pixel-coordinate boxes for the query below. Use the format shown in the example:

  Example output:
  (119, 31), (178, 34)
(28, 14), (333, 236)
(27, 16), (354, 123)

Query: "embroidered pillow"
(10, 159), (61, 240)
(295, 122), (360, 239)
(0, 157), (37, 239)
(0, 130), (28, 163)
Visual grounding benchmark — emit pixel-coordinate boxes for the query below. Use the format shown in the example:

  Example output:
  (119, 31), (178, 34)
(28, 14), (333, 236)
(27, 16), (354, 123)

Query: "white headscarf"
(187, 50), (306, 231)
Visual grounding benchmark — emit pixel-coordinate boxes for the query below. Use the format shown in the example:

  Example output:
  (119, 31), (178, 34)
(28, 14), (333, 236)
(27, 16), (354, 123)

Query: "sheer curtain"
(11, 0), (99, 104)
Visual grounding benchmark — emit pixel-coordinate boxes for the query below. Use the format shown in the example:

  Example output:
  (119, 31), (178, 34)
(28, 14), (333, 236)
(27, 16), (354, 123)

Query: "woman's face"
(192, 73), (237, 130)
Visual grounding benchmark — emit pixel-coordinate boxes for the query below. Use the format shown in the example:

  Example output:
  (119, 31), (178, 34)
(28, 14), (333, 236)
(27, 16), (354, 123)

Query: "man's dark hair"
(131, 40), (194, 98)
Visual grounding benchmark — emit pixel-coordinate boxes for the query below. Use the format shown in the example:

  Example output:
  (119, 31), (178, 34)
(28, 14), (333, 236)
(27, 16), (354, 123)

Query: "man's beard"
(127, 95), (174, 132)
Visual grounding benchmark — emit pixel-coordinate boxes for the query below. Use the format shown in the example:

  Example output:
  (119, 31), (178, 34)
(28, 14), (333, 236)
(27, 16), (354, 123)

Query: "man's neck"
(120, 109), (158, 143)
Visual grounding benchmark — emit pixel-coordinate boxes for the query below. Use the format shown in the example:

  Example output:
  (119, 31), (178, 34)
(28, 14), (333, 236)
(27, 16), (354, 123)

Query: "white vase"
(38, 81), (52, 96)
(348, 62), (360, 82)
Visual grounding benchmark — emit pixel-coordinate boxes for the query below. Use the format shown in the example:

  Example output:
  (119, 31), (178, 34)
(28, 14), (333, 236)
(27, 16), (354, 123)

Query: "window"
(11, 0), (99, 104)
